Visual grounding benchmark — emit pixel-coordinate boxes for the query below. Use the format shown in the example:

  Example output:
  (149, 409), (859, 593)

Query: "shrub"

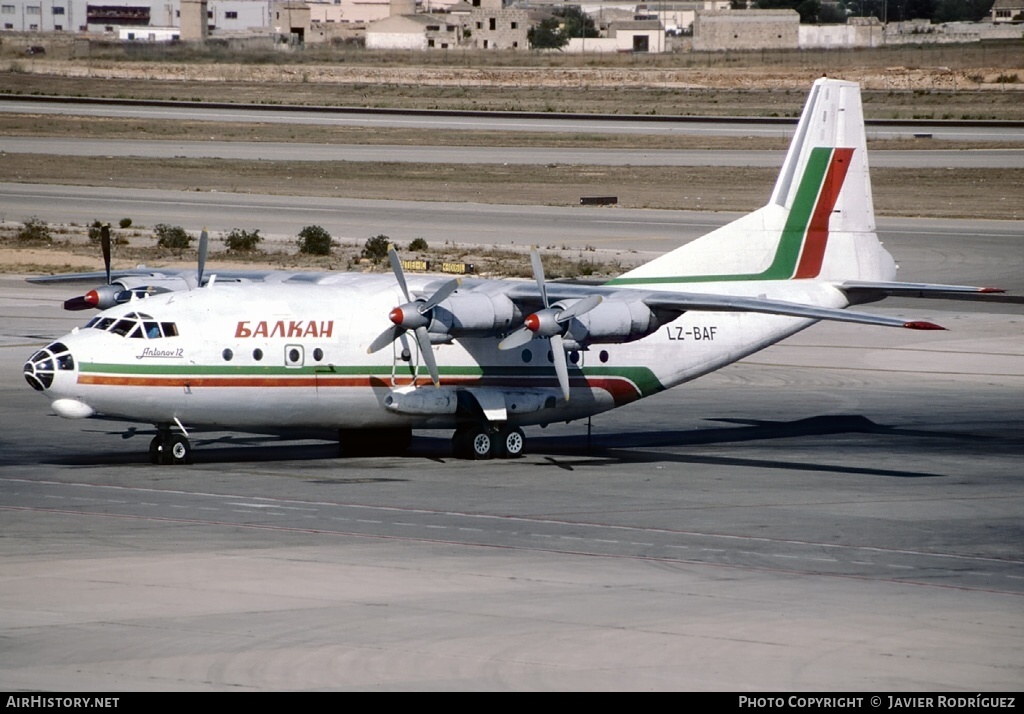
(408, 237), (429, 252)
(87, 220), (106, 244)
(17, 217), (52, 244)
(119, 217), (133, 229)
(362, 234), (391, 262)
(297, 225), (333, 255)
(154, 223), (192, 250)
(224, 228), (263, 252)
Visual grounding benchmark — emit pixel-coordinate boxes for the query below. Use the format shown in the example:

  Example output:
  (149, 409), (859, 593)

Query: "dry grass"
(0, 223), (634, 279)
(2, 153), (1020, 220)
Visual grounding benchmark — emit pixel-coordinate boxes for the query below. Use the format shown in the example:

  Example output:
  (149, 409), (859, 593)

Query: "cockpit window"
(111, 319), (135, 337)
(23, 341), (75, 391)
(84, 312), (177, 339)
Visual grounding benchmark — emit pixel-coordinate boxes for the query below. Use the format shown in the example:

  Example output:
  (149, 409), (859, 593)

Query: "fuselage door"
(285, 344), (305, 368)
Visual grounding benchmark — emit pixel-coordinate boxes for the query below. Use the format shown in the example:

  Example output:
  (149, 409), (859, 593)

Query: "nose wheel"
(149, 431), (192, 465)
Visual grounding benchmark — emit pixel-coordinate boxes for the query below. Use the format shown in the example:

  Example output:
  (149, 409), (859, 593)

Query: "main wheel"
(468, 428), (493, 460)
(494, 427), (525, 459)
(452, 426), (493, 460)
(167, 434), (192, 465)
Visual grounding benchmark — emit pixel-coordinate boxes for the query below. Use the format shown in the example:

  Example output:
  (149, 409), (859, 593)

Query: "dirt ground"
(3, 46), (1024, 120)
(1, 47), (1021, 274)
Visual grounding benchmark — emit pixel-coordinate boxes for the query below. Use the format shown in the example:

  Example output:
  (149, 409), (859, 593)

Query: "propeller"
(185, 229), (210, 290)
(197, 228), (209, 288)
(64, 224), (112, 310)
(367, 246), (460, 388)
(498, 250), (602, 401)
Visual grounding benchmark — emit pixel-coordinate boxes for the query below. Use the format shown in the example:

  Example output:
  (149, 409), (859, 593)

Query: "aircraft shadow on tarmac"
(29, 414), (1008, 479)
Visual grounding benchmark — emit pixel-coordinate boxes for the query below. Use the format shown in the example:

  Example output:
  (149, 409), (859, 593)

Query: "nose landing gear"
(149, 428), (192, 465)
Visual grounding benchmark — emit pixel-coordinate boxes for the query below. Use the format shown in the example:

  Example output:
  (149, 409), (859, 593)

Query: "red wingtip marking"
(903, 321), (946, 331)
(978, 287), (1005, 294)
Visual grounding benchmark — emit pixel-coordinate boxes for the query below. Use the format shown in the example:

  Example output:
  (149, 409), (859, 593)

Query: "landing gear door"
(285, 344), (304, 368)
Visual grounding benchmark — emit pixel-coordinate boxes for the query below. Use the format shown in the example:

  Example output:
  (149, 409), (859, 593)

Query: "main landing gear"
(452, 424), (525, 460)
(149, 427), (192, 465)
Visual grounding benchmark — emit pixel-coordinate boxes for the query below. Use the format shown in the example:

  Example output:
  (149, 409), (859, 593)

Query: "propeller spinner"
(367, 246), (460, 388)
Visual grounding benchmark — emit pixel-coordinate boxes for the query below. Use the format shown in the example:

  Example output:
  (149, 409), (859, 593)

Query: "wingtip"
(903, 321), (946, 331)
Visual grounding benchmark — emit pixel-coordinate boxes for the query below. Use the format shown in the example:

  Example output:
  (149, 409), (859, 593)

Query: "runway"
(1, 205), (1022, 689)
(4, 136), (1024, 169)
(3, 97), (1023, 142)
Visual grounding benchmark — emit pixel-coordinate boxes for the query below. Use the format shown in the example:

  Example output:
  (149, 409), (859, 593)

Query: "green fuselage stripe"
(79, 363), (665, 397)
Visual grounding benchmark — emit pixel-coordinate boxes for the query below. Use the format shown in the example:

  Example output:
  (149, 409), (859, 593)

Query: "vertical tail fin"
(610, 78), (896, 287)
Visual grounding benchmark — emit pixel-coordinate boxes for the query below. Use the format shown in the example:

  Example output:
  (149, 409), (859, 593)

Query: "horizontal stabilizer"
(839, 281), (1024, 304)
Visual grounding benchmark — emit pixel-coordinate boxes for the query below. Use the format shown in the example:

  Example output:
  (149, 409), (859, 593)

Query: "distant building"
(692, 9), (798, 51)
(365, 0), (527, 50)
(991, 0), (1024, 23)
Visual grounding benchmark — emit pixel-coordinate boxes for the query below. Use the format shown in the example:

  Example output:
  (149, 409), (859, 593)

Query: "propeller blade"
(415, 326), (440, 387)
(367, 325), (402, 354)
(550, 334), (570, 401)
(556, 294), (602, 323)
(419, 278), (460, 313)
(498, 326), (535, 351)
(388, 246), (411, 303)
(101, 224), (111, 286)
(197, 229), (209, 287)
(530, 249), (549, 308)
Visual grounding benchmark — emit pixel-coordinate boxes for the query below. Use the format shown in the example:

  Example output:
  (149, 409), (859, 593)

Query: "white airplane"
(22, 78), (1018, 464)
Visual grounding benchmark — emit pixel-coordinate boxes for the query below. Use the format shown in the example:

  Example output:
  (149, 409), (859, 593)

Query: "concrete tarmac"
(1, 219), (1022, 690)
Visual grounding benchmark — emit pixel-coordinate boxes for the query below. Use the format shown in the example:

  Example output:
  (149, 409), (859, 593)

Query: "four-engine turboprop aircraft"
(22, 78), (1019, 464)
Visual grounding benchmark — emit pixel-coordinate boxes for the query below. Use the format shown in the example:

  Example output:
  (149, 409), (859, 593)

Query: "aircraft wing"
(838, 281), (1024, 305)
(638, 291), (944, 330)
(26, 268), (279, 286)
(499, 281), (945, 331)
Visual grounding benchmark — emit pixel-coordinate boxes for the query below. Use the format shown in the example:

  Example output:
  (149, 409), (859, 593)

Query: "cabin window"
(222, 348), (233, 361)
(313, 348), (323, 362)
(521, 349), (532, 363)
(253, 348), (263, 361)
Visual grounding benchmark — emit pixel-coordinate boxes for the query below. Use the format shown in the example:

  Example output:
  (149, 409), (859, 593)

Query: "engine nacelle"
(384, 387), (458, 415)
(428, 293), (522, 338)
(564, 299), (661, 345)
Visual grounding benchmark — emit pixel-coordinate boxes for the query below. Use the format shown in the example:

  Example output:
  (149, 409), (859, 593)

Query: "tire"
(149, 435), (163, 465)
(495, 427), (525, 459)
(469, 428), (493, 460)
(168, 434), (192, 465)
